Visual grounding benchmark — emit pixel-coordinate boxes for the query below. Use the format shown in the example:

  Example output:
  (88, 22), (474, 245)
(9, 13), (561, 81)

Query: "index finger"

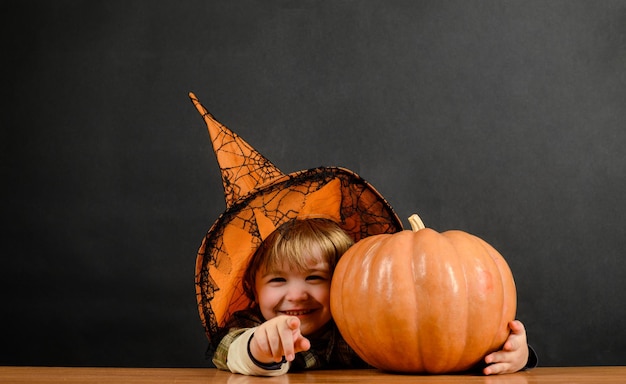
(279, 316), (301, 361)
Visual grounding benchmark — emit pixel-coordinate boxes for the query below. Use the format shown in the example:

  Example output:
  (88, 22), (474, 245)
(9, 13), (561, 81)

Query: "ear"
(242, 274), (257, 305)
(251, 288), (259, 306)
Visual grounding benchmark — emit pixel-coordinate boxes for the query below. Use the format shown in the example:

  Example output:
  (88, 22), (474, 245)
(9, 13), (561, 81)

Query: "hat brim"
(195, 166), (402, 345)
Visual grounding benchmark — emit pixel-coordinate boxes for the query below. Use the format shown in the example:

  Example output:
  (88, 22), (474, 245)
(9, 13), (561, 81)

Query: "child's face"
(254, 247), (332, 336)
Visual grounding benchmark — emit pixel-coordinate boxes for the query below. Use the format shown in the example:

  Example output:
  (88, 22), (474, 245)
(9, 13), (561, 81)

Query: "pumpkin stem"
(408, 214), (426, 232)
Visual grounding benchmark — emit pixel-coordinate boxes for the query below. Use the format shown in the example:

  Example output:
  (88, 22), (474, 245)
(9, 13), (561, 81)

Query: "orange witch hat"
(189, 92), (402, 348)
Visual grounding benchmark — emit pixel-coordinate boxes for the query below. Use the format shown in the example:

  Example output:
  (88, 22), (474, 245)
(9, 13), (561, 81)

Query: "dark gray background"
(2, 0), (625, 368)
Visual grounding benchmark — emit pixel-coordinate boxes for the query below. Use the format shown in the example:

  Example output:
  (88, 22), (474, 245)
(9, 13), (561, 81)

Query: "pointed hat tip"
(189, 92), (285, 207)
(189, 92), (207, 116)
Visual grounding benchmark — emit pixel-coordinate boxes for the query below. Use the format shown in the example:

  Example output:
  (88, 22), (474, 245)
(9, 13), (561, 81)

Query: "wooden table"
(1, 366), (625, 383)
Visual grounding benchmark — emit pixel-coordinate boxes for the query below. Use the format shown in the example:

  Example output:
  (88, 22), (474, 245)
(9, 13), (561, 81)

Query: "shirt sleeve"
(225, 328), (290, 376)
(211, 327), (247, 371)
(525, 344), (539, 369)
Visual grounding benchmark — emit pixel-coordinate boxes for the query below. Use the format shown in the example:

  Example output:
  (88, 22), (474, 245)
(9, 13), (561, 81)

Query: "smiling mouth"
(281, 309), (315, 316)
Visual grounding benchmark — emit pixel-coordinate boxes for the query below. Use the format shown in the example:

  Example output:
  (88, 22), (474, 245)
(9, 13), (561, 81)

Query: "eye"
(306, 274), (327, 282)
(267, 277), (286, 284)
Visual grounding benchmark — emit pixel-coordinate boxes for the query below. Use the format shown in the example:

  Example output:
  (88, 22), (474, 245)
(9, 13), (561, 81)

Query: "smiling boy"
(212, 218), (362, 375)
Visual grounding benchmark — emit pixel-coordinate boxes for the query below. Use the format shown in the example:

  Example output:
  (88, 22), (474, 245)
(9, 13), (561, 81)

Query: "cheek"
(315, 284), (333, 326)
(313, 283), (332, 308)
(256, 287), (279, 320)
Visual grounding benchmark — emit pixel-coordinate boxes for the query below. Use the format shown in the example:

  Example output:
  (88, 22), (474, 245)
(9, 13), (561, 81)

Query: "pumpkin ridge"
(474, 235), (517, 353)
(408, 234), (426, 372)
(453, 232), (473, 370)
(387, 232), (422, 371)
(369, 235), (405, 368)
(352, 237), (383, 362)
(471, 235), (502, 357)
(435, 230), (470, 371)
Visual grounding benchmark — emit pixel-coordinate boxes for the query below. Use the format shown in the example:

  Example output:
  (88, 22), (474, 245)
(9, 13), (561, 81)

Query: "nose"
(285, 281), (309, 302)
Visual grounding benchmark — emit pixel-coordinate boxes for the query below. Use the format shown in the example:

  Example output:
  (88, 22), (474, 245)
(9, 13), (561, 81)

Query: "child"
(188, 93), (537, 377)
(211, 218), (534, 376)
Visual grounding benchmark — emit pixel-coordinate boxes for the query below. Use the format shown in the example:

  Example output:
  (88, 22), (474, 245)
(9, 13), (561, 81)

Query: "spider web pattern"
(195, 167), (403, 347)
(211, 120), (284, 208)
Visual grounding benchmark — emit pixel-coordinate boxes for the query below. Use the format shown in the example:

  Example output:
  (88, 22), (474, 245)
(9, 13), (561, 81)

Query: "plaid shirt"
(211, 307), (369, 371)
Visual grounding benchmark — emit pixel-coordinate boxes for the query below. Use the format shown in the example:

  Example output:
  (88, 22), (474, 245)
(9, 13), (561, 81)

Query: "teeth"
(284, 310), (311, 316)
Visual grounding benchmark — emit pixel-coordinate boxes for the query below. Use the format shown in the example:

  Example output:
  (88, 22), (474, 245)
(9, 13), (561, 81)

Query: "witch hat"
(189, 92), (402, 348)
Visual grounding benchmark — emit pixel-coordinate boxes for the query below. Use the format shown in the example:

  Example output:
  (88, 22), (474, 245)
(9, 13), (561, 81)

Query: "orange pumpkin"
(330, 214), (516, 374)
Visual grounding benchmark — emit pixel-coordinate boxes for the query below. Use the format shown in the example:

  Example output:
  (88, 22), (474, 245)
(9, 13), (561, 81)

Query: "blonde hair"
(243, 218), (354, 302)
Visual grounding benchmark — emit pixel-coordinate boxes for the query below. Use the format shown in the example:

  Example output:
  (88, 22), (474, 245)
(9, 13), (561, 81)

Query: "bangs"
(264, 231), (330, 273)
(273, 219), (352, 272)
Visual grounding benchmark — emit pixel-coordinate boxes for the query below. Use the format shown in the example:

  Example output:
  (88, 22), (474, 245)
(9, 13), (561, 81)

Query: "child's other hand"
(250, 315), (311, 364)
(483, 320), (529, 375)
